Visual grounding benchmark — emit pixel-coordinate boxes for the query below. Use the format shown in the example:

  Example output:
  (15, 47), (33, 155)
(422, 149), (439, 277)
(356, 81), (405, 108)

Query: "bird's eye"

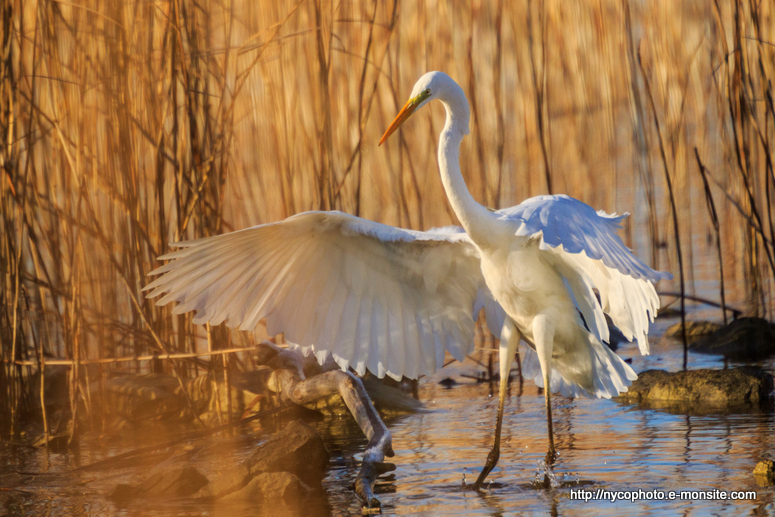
(424, 89), (431, 96)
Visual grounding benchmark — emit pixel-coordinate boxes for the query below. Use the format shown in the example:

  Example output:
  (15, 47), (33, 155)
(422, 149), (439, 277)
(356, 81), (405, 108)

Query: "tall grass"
(1, 0), (773, 436)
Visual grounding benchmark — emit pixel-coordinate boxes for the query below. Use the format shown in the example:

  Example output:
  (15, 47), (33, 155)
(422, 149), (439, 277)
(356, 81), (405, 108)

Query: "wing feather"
(146, 211), (501, 380)
(353, 295), (373, 376)
(499, 195), (670, 354)
(333, 290), (360, 372)
(499, 195), (671, 283)
(385, 299), (404, 381)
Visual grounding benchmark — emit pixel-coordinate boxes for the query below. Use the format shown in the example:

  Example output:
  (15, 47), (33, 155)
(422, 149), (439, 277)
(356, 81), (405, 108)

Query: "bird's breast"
(479, 243), (573, 330)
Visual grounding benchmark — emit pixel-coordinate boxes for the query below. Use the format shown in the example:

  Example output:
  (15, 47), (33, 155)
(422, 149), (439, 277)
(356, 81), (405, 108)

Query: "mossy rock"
(753, 460), (775, 486)
(617, 368), (774, 407)
(665, 320), (722, 344)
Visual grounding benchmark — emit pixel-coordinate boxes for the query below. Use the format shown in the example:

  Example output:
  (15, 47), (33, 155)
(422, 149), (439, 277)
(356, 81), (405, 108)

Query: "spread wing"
(497, 194), (672, 354)
(145, 211), (498, 380)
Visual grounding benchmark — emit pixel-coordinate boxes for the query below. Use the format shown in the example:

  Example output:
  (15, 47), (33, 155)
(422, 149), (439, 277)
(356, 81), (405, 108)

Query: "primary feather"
(146, 211), (488, 381)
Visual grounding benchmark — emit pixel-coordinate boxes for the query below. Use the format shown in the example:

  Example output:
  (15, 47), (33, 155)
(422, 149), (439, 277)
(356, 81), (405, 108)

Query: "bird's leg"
(473, 319), (520, 492)
(542, 370), (557, 466)
(533, 314), (557, 466)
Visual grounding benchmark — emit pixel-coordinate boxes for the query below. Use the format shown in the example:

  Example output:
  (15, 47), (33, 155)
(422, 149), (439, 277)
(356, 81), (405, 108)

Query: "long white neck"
(437, 96), (500, 248)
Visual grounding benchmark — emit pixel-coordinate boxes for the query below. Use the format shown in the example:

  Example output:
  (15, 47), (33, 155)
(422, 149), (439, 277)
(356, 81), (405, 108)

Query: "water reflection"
(1, 323), (773, 515)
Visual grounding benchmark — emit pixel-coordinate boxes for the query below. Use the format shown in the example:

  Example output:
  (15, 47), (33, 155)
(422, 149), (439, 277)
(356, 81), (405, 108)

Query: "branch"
(259, 343), (394, 510)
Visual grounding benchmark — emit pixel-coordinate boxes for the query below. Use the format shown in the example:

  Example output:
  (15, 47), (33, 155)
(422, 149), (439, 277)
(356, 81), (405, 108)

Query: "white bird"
(145, 71), (670, 491)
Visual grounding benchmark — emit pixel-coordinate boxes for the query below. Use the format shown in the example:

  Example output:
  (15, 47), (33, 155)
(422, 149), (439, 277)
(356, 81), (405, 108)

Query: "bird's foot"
(472, 448), (500, 492)
(544, 447), (557, 466)
(540, 448), (559, 489)
(534, 457), (559, 489)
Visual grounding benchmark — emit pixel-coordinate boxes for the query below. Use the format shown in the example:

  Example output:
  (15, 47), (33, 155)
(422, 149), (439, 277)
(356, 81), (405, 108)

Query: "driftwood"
(257, 341), (395, 509)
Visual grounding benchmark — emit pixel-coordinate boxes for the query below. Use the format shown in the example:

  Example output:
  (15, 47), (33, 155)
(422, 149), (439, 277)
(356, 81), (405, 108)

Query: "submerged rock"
(219, 471), (314, 502)
(665, 320), (722, 344)
(203, 419), (329, 499)
(617, 368), (774, 407)
(439, 377), (458, 388)
(753, 460), (775, 486)
(109, 420), (328, 503)
(111, 466), (208, 501)
(244, 419), (329, 486)
(689, 317), (775, 361)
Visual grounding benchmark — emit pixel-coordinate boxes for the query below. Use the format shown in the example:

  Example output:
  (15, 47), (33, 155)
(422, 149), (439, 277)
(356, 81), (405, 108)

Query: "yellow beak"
(379, 99), (419, 146)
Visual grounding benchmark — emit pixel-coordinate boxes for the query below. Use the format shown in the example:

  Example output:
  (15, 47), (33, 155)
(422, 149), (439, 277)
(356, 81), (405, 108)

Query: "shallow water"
(2, 315), (774, 516)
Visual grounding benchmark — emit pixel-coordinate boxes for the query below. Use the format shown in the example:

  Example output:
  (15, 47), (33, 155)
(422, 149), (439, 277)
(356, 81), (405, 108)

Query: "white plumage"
(146, 212), (489, 380)
(145, 71), (671, 488)
(144, 201), (664, 394)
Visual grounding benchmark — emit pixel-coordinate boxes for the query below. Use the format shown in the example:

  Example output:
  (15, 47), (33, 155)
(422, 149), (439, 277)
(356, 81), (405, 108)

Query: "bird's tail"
(521, 328), (637, 399)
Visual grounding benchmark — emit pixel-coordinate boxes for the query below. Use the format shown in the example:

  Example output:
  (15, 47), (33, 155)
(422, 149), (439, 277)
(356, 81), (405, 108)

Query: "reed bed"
(1, 0), (773, 438)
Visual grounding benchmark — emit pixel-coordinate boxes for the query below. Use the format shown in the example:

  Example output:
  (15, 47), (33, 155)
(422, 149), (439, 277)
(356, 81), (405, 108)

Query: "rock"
(110, 466), (208, 501)
(204, 419), (329, 499)
(204, 461), (252, 499)
(244, 419), (329, 486)
(665, 320), (722, 344)
(439, 377), (457, 387)
(617, 368), (774, 407)
(753, 460), (775, 486)
(219, 472), (313, 502)
(656, 307), (683, 319)
(689, 317), (775, 361)
(111, 420), (328, 502)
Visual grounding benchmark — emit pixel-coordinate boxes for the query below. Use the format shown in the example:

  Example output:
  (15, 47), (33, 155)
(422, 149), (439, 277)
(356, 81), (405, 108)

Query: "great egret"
(145, 71), (670, 491)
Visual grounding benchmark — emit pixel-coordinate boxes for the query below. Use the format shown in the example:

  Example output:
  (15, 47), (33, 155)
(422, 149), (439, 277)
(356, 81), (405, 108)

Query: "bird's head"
(379, 71), (468, 146)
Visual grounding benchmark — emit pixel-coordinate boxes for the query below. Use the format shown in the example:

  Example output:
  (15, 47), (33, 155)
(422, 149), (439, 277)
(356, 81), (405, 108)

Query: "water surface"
(2, 315), (774, 516)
